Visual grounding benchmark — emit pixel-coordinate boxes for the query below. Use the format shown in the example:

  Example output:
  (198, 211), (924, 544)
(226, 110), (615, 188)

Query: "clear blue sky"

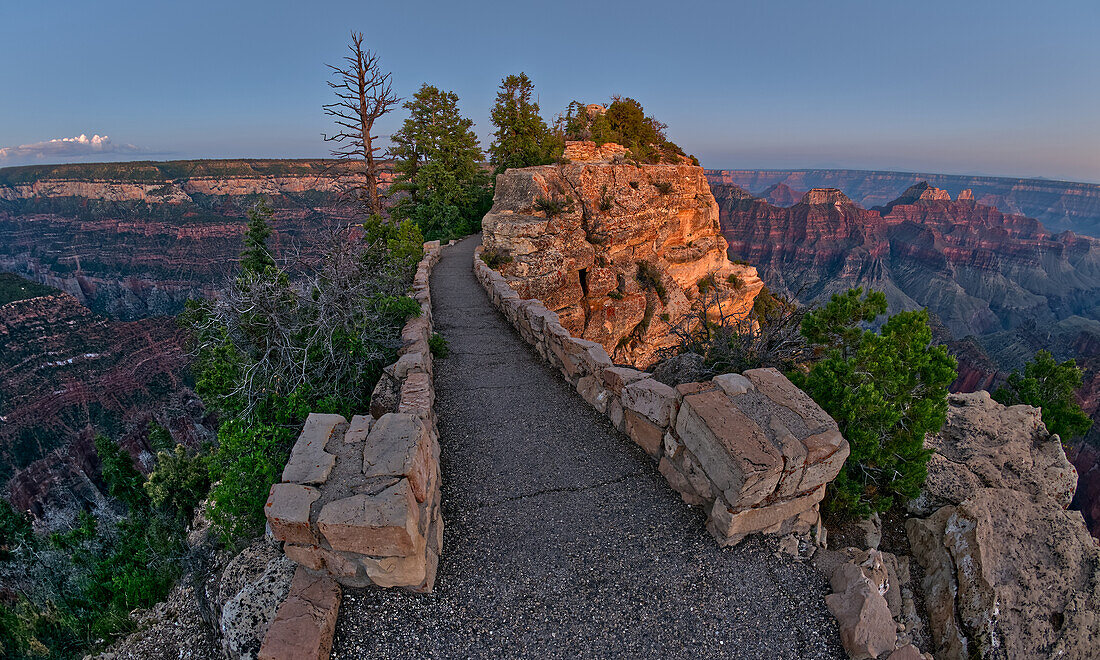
(2, 0), (1098, 181)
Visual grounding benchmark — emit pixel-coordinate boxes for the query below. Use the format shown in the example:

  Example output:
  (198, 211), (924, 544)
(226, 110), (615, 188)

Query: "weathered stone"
(677, 388), (782, 508)
(600, 366), (649, 394)
(744, 367), (836, 434)
(399, 316), (431, 355)
(369, 371), (401, 419)
(576, 374), (612, 413)
(625, 409), (663, 457)
(713, 373), (754, 397)
(363, 413), (432, 503)
(283, 544), (361, 581)
(621, 378), (678, 426)
(316, 480), (421, 557)
(281, 413), (343, 485)
(768, 416), (808, 498)
(908, 488), (1100, 660)
(707, 485), (825, 544)
(265, 483), (321, 546)
(910, 391), (1079, 515)
(359, 531), (429, 588)
(257, 567), (341, 660)
(393, 350), (431, 379)
(219, 547), (296, 660)
(825, 563), (897, 660)
(344, 415), (372, 446)
(799, 430), (850, 491)
(397, 371), (433, 421)
(886, 645), (922, 660)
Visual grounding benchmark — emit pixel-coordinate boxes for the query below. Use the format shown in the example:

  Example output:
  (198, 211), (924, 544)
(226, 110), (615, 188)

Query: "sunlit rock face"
(483, 148), (762, 368)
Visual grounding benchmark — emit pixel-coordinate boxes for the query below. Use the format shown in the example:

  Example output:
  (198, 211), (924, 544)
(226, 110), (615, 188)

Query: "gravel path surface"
(331, 235), (845, 659)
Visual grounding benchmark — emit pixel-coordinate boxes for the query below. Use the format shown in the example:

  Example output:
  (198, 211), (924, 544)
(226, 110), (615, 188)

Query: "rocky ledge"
(906, 392), (1100, 659)
(482, 142), (762, 368)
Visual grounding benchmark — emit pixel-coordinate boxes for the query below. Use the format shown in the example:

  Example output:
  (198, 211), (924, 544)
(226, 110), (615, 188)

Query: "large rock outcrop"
(906, 393), (1100, 659)
(482, 144), (762, 367)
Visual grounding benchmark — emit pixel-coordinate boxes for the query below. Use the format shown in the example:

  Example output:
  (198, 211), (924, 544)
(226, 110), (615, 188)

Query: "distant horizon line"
(1, 155), (1098, 188)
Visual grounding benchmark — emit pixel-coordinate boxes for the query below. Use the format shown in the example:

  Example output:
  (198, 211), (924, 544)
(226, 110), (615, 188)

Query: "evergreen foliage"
(993, 350), (1093, 441)
(488, 73), (559, 174)
(239, 199), (276, 274)
(794, 289), (957, 517)
(561, 97), (687, 163)
(390, 84), (491, 241)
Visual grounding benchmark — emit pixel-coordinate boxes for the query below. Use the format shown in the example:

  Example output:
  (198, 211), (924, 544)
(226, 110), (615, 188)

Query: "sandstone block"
(744, 367), (836, 434)
(344, 415), (373, 446)
(280, 414), (343, 486)
(369, 372), (401, 419)
(576, 375), (612, 413)
(283, 544), (361, 581)
(393, 351), (431, 379)
(825, 563), (897, 660)
(800, 430), (850, 492)
(257, 567), (341, 660)
(712, 373), (754, 397)
(625, 409), (664, 457)
(707, 485), (825, 544)
(677, 388), (782, 508)
(600, 366), (649, 394)
(399, 316), (431, 355)
(363, 413), (433, 503)
(360, 530), (429, 588)
(397, 371), (434, 421)
(317, 480), (421, 556)
(265, 483), (321, 546)
(622, 378), (678, 426)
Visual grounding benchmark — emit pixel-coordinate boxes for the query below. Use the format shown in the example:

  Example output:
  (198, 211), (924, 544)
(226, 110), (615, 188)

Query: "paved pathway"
(331, 236), (845, 659)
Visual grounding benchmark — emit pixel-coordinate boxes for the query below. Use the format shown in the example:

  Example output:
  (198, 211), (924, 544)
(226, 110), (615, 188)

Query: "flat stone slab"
(258, 566), (342, 660)
(266, 483), (321, 546)
(317, 480), (421, 557)
(281, 413), (344, 485)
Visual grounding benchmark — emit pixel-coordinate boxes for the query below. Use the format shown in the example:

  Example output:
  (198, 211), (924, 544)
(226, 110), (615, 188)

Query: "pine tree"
(488, 72), (556, 175)
(240, 200), (276, 274)
(994, 350), (1093, 441)
(794, 288), (957, 517)
(390, 84), (490, 240)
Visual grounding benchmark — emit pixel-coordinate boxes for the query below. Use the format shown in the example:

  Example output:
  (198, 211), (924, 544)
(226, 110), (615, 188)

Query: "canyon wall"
(483, 144), (762, 368)
(708, 168), (1100, 236)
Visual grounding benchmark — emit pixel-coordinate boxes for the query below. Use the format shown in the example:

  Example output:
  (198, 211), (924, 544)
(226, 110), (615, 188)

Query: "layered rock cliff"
(0, 159), (392, 319)
(482, 144), (762, 367)
(708, 168), (1100, 236)
(0, 286), (212, 527)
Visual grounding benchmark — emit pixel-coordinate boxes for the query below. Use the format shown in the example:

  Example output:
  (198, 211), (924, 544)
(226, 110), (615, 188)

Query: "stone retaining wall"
(474, 245), (849, 546)
(264, 241), (444, 594)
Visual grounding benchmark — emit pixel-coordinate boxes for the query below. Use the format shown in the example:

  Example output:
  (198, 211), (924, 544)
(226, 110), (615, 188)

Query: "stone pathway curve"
(331, 235), (845, 659)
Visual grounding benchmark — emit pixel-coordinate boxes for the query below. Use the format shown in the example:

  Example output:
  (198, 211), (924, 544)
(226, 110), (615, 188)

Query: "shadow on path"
(331, 235), (844, 659)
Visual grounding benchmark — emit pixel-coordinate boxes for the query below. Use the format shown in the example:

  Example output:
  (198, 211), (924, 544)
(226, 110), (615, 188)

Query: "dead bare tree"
(323, 32), (400, 217)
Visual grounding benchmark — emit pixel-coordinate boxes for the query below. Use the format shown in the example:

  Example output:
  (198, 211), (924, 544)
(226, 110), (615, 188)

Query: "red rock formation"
(0, 292), (211, 526)
(759, 182), (803, 207)
(483, 156), (762, 367)
(706, 168), (1100, 236)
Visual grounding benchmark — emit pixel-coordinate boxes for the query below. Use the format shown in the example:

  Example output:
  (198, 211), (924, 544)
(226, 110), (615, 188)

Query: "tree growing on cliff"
(239, 199), (276, 274)
(488, 73), (558, 175)
(562, 97), (687, 164)
(994, 350), (1093, 441)
(389, 83), (491, 241)
(323, 32), (400, 216)
(794, 288), (957, 517)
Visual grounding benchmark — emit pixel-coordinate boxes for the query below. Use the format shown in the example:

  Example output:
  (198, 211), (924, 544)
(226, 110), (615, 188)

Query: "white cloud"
(0, 133), (145, 165)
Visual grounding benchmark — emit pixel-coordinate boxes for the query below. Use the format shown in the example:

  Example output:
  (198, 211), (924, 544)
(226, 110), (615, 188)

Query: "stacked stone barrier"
(259, 241), (444, 658)
(474, 245), (849, 547)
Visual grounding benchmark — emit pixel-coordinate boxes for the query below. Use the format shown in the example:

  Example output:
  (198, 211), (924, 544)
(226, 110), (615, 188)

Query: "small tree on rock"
(488, 72), (556, 175)
(239, 199), (276, 274)
(994, 350), (1092, 441)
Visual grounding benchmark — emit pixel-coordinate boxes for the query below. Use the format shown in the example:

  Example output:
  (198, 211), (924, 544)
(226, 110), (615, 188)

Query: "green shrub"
(608, 290), (624, 300)
(429, 332), (450, 358)
(993, 350), (1092, 441)
(727, 274), (743, 289)
(599, 184), (614, 211)
(794, 288), (956, 517)
(145, 445), (210, 521)
(653, 181), (673, 195)
(481, 249), (513, 270)
(534, 195), (572, 218)
(629, 181), (640, 190)
(635, 261), (668, 303)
